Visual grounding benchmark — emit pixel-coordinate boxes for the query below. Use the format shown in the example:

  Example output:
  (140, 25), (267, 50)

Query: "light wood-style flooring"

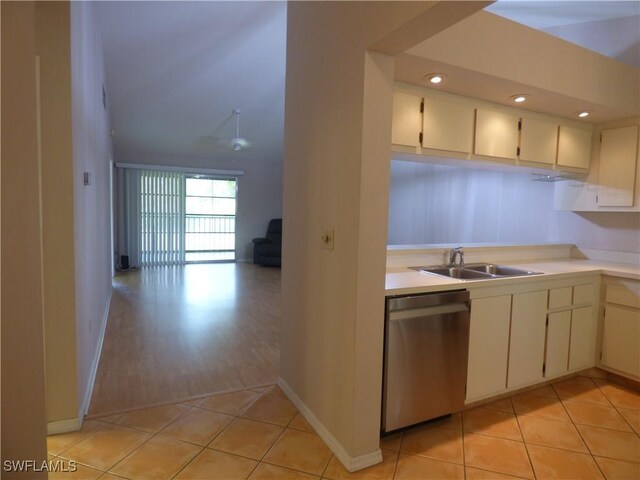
(88, 263), (280, 416)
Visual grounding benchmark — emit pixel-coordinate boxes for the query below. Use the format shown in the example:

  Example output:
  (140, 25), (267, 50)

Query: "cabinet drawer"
(606, 284), (640, 308)
(549, 287), (572, 309)
(573, 284), (594, 305)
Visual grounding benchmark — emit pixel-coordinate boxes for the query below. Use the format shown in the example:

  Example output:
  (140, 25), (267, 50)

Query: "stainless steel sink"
(411, 263), (543, 280)
(464, 264), (542, 277)
(419, 266), (494, 279)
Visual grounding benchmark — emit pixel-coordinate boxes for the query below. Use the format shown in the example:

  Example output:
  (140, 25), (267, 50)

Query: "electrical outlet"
(321, 229), (335, 250)
(83, 172), (91, 186)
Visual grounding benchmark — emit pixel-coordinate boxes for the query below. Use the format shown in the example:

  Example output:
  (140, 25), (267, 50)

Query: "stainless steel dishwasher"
(382, 290), (470, 434)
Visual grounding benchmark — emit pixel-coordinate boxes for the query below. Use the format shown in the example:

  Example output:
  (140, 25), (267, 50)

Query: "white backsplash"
(387, 243), (574, 269)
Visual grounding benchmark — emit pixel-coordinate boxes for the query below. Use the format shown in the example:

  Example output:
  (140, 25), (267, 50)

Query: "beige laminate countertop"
(386, 259), (640, 296)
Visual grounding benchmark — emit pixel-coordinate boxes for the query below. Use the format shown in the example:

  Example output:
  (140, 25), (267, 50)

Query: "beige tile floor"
(48, 375), (640, 479)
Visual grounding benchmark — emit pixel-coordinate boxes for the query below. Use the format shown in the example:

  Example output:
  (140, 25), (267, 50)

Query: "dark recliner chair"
(252, 219), (282, 267)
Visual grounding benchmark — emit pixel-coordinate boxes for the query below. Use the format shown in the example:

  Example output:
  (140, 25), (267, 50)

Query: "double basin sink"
(411, 263), (543, 281)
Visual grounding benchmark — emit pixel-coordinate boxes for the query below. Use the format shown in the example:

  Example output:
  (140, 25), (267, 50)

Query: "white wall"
(549, 211), (640, 253)
(115, 149), (283, 262)
(388, 161), (555, 245)
(282, 1), (488, 469)
(388, 160), (640, 255)
(71, 1), (114, 416)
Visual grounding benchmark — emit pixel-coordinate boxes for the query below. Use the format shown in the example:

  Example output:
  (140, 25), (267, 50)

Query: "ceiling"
(486, 1), (640, 67)
(98, 1), (286, 162)
(99, 1), (638, 165)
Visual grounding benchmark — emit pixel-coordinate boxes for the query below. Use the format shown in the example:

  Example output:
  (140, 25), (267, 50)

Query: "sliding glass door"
(185, 176), (237, 262)
(123, 168), (237, 267)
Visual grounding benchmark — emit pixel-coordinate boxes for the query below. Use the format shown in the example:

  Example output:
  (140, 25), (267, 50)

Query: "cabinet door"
(546, 311), (571, 377)
(466, 295), (511, 402)
(508, 290), (547, 389)
(569, 306), (598, 371)
(598, 125), (639, 207)
(392, 92), (422, 147)
(474, 109), (520, 160)
(557, 126), (592, 169)
(601, 305), (640, 377)
(520, 117), (558, 165)
(422, 96), (474, 153)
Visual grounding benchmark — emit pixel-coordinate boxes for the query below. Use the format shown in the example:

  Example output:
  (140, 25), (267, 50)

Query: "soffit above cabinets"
(395, 55), (628, 124)
(396, 10), (640, 124)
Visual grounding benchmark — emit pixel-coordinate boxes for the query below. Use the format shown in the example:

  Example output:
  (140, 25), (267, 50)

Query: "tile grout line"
(594, 379), (640, 438)
(391, 432), (402, 480)
(461, 409), (467, 480)
(556, 377), (622, 478)
(511, 395), (538, 480)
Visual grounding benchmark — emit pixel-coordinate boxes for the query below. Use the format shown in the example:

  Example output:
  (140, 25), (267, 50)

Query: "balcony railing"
(184, 214), (235, 262)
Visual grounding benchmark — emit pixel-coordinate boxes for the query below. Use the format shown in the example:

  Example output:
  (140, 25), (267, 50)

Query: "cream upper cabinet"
(422, 96), (474, 153)
(507, 290), (548, 389)
(557, 125), (592, 169)
(519, 117), (558, 165)
(391, 92), (422, 148)
(466, 295), (511, 402)
(474, 109), (520, 160)
(597, 125), (639, 207)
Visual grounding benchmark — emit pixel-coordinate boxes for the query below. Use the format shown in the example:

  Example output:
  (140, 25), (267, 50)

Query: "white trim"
(47, 417), (82, 435)
(115, 162), (244, 177)
(277, 377), (383, 473)
(79, 290), (112, 417)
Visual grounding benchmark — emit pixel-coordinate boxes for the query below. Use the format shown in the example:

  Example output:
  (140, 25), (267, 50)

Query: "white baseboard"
(277, 377), (382, 473)
(47, 416), (82, 435)
(79, 290), (112, 418)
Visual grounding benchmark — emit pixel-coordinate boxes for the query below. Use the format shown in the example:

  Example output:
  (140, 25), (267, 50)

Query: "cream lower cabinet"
(466, 277), (599, 404)
(545, 311), (572, 377)
(569, 306), (598, 370)
(466, 295), (511, 401)
(507, 290), (548, 389)
(600, 278), (640, 380)
(543, 283), (598, 379)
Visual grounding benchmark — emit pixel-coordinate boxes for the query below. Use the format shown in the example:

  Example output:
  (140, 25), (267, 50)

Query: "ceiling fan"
(229, 109), (249, 151)
(195, 108), (251, 152)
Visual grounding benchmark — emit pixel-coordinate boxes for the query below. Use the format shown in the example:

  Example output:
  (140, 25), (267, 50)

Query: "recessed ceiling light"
(511, 94), (529, 103)
(578, 111), (590, 118)
(424, 73), (446, 85)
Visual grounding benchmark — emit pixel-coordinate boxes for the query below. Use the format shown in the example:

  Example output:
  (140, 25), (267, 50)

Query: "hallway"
(88, 263), (280, 415)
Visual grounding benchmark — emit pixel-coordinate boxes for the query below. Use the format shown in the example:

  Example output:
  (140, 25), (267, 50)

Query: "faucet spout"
(448, 247), (464, 268)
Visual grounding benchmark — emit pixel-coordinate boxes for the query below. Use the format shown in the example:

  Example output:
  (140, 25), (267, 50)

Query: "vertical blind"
(123, 169), (186, 266)
(140, 170), (185, 265)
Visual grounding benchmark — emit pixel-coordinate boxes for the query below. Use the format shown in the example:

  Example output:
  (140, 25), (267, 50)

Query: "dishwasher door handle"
(389, 302), (469, 321)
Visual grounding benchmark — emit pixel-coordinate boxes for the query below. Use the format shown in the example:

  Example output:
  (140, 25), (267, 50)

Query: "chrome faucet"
(448, 247), (464, 268)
